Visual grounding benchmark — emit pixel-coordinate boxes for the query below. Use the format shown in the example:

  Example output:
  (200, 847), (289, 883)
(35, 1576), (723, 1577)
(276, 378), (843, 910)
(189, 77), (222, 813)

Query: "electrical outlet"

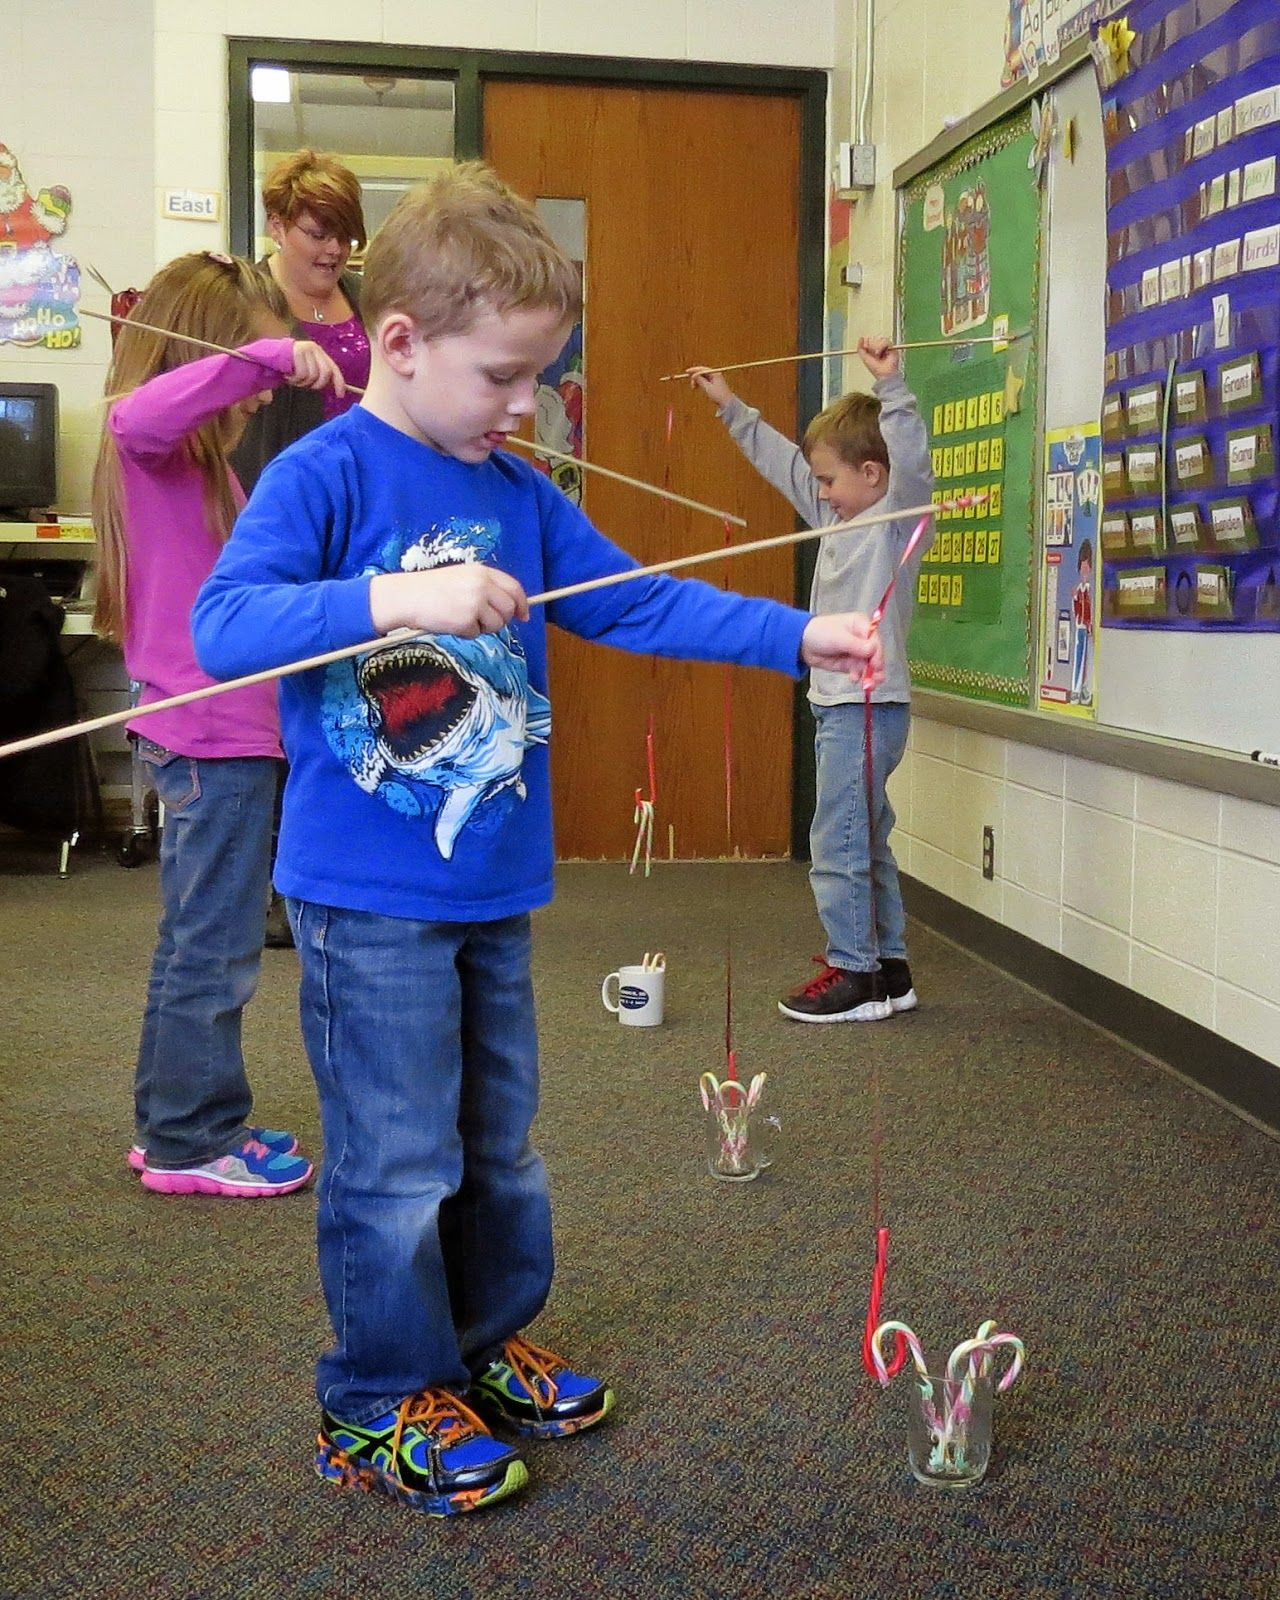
(981, 825), (995, 881)
(836, 142), (877, 190)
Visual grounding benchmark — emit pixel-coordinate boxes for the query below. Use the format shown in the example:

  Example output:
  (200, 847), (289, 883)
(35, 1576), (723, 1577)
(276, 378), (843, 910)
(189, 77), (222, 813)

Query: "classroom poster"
(899, 105), (1042, 705)
(532, 198), (585, 505)
(1001, 0), (1120, 87)
(1038, 423), (1101, 715)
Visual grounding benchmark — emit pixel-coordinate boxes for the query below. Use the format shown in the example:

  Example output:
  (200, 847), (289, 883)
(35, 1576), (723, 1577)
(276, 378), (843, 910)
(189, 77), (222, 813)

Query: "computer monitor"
(0, 381), (59, 516)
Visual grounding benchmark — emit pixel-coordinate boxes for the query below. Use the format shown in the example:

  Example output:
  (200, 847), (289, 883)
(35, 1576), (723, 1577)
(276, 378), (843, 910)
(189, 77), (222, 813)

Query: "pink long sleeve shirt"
(112, 338), (296, 758)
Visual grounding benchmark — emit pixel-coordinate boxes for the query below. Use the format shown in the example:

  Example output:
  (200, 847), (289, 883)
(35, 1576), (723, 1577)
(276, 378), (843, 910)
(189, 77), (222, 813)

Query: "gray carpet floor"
(2, 846), (1278, 1599)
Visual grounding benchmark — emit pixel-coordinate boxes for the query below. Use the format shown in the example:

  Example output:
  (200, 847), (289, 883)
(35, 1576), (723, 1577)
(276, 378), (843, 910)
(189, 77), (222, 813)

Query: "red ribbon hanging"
(858, 515), (932, 1379)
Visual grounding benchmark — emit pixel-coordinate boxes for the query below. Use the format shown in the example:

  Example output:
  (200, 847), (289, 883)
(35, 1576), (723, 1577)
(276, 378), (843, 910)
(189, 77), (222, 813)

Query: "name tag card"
(1126, 382), (1163, 432)
(1218, 353), (1260, 412)
(1226, 425), (1274, 485)
(1129, 510), (1163, 550)
(1174, 370), (1207, 423)
(1193, 564), (1234, 619)
(1208, 497), (1256, 546)
(1173, 436), (1212, 486)
(1126, 444), (1161, 489)
(1168, 505), (1204, 548)
(1115, 567), (1168, 613)
(1101, 513), (1130, 555)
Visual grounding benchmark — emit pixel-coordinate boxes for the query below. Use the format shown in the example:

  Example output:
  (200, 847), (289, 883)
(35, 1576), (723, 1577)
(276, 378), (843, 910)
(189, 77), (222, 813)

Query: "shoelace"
(793, 955), (845, 998)
(500, 1334), (566, 1411)
(389, 1387), (488, 1479)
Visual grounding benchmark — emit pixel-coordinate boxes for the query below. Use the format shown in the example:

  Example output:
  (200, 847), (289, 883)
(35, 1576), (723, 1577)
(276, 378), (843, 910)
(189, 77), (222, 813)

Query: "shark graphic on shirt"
(320, 519), (551, 860)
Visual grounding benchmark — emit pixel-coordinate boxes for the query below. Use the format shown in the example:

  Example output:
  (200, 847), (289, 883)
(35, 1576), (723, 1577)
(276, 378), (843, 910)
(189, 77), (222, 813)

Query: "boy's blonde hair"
(802, 392), (890, 472)
(262, 148), (367, 250)
(91, 252), (290, 643)
(360, 161), (582, 338)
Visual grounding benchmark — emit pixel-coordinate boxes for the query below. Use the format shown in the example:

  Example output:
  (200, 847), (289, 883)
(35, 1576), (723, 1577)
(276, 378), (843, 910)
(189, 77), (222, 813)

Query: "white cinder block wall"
(4, 0), (155, 514)
(843, 0), (1280, 1074)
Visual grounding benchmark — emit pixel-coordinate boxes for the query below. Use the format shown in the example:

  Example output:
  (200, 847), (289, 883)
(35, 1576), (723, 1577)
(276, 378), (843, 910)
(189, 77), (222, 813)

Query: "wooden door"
(485, 79), (804, 859)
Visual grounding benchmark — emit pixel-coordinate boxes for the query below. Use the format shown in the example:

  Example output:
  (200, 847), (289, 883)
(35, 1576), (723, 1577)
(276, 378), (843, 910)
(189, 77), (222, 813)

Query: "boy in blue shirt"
(194, 163), (883, 1518)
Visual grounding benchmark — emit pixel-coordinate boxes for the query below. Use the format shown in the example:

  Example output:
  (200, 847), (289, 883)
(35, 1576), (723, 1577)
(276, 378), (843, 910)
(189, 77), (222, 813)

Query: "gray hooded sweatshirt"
(718, 372), (934, 705)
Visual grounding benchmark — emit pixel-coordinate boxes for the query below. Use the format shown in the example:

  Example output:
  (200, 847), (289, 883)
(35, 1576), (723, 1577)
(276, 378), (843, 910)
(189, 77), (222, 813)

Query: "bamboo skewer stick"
(0, 497), (946, 763)
(503, 433), (746, 525)
(657, 330), (1030, 382)
(80, 305), (746, 527)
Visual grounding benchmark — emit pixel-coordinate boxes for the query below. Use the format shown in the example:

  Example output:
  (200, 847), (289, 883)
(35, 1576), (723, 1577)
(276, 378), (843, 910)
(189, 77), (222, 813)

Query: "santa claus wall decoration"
(0, 144), (80, 350)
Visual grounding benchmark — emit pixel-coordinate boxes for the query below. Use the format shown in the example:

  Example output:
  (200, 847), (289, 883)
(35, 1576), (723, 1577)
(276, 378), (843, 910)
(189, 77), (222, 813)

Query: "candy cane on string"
(718, 513), (745, 1086)
(0, 500), (950, 765)
(859, 509), (942, 1382)
(78, 305), (747, 530)
(629, 714), (657, 878)
(627, 403), (680, 874)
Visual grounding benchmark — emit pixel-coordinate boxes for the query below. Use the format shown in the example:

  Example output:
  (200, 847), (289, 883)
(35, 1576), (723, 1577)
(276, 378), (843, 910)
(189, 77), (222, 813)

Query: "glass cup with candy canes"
(699, 1070), (779, 1181)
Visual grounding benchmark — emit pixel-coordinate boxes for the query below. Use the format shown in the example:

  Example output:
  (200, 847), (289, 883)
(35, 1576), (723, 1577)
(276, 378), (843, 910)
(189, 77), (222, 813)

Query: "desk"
(1, 519), (96, 627)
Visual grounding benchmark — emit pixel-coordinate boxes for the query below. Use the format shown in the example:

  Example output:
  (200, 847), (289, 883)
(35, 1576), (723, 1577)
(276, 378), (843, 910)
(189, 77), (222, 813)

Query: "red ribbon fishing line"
(858, 514), (931, 1380)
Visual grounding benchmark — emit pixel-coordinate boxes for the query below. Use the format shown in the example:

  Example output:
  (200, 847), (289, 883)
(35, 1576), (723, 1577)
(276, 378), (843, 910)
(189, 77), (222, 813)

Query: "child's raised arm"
(108, 339), (298, 461)
(857, 334), (901, 381)
(684, 366), (738, 408)
(109, 338), (346, 461)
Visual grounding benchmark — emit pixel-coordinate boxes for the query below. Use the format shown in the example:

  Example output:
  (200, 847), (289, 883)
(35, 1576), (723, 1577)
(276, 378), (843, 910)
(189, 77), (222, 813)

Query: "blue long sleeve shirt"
(193, 405), (810, 921)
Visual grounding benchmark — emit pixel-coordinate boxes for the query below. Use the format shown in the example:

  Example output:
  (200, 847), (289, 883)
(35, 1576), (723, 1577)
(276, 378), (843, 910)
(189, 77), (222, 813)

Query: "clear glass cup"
(905, 1369), (993, 1489)
(704, 1083), (780, 1181)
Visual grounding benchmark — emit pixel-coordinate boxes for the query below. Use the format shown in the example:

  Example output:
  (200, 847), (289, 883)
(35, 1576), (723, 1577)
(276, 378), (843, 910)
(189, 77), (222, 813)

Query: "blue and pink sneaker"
(139, 1134), (312, 1197)
(127, 1126), (299, 1174)
(471, 1334), (615, 1438)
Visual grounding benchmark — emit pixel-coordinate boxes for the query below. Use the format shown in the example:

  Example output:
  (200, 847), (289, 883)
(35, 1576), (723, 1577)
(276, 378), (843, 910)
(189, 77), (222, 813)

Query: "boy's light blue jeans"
(133, 742), (276, 1167)
(808, 700), (911, 973)
(290, 903), (553, 1424)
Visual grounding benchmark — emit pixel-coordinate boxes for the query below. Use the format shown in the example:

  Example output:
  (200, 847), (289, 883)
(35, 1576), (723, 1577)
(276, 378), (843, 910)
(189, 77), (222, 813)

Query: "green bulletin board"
(898, 106), (1043, 704)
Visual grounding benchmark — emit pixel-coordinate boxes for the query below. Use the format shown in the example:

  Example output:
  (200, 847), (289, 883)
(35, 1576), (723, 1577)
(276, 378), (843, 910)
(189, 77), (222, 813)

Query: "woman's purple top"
(306, 315), (371, 419)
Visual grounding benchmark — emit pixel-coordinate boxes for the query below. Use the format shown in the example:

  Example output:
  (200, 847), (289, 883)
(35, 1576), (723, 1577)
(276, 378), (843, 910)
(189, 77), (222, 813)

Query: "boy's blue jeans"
(133, 743), (276, 1167)
(290, 902), (553, 1424)
(808, 700), (910, 973)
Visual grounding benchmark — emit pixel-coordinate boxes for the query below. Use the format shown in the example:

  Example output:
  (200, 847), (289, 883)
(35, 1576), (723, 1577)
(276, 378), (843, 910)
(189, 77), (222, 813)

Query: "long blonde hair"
(91, 252), (289, 643)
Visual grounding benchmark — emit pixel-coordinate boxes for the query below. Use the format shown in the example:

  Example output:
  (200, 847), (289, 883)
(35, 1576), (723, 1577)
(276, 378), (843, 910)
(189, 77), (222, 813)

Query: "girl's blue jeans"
(289, 902), (553, 1424)
(808, 700), (911, 973)
(133, 743), (277, 1167)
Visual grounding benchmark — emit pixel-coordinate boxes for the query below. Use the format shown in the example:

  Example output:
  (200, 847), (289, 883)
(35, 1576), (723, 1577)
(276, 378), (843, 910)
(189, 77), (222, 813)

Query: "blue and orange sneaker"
(471, 1334), (615, 1439)
(316, 1388), (527, 1516)
(127, 1126), (299, 1174)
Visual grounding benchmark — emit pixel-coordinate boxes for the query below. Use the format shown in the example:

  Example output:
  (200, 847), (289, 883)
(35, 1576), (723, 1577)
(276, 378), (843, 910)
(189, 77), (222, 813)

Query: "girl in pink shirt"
(90, 250), (342, 1198)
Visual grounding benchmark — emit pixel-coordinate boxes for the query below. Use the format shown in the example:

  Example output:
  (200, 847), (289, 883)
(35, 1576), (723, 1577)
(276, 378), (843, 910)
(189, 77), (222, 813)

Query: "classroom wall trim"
(912, 689), (1280, 807)
(902, 871), (1280, 1137)
(893, 33), (1096, 189)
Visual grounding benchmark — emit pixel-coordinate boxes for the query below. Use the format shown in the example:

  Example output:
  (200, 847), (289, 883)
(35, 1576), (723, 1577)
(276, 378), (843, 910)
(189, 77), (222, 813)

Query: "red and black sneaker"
(777, 957), (893, 1023)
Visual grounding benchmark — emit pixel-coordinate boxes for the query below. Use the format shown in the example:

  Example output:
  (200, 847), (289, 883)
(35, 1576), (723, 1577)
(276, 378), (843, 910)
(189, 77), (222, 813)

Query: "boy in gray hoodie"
(689, 336), (934, 1020)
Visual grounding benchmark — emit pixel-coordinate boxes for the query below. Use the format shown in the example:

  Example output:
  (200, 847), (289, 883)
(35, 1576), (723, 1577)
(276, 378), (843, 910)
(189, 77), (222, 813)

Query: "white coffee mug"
(601, 964), (665, 1026)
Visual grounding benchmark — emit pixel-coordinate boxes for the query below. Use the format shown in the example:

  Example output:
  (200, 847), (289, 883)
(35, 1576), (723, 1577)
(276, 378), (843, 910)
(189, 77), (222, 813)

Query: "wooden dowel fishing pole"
(0, 497), (945, 763)
(81, 305), (746, 526)
(658, 330), (1030, 382)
